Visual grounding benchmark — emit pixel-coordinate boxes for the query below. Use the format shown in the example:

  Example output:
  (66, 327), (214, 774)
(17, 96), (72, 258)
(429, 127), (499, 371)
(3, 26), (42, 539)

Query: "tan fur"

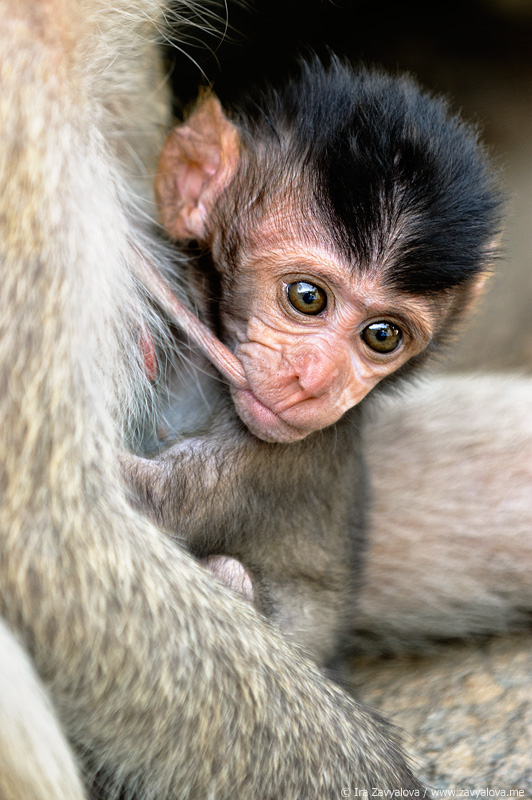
(0, 622), (85, 800)
(359, 373), (532, 652)
(0, 1), (423, 796)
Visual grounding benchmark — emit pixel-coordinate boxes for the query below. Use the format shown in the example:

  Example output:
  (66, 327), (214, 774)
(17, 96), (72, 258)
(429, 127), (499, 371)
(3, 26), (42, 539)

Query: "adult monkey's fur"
(0, 2), (424, 797)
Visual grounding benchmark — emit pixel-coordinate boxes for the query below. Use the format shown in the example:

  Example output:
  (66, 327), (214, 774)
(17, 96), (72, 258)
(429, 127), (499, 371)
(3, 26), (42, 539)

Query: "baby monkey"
(127, 58), (501, 668)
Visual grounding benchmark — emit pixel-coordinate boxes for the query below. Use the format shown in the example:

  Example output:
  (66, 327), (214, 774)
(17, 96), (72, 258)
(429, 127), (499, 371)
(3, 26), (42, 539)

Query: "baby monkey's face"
(214, 218), (440, 443)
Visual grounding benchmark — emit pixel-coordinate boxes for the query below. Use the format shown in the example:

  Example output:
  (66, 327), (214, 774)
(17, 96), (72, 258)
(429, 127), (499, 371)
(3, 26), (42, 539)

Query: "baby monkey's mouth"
(231, 387), (311, 444)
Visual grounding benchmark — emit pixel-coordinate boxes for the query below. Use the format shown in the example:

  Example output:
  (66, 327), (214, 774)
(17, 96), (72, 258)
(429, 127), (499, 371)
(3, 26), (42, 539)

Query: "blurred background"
(168, 0), (532, 372)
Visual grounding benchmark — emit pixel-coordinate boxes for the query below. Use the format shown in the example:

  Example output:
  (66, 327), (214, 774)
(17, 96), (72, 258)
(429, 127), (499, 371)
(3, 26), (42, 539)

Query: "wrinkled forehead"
(235, 188), (402, 291)
(226, 143), (396, 272)
(246, 198), (330, 252)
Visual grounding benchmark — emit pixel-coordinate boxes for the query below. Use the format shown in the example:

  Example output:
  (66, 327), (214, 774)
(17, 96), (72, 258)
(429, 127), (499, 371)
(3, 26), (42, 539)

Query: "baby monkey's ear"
(156, 94), (240, 241)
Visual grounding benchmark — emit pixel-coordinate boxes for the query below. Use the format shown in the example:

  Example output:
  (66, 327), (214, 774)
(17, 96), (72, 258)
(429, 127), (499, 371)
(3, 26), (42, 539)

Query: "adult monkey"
(0, 1), (424, 798)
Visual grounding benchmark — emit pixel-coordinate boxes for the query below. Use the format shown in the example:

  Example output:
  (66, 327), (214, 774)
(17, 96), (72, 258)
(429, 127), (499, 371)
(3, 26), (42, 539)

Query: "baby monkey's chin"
(232, 388), (311, 443)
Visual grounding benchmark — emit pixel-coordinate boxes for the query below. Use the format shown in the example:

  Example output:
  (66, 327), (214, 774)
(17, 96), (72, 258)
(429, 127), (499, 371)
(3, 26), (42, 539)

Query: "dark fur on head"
(214, 56), (502, 296)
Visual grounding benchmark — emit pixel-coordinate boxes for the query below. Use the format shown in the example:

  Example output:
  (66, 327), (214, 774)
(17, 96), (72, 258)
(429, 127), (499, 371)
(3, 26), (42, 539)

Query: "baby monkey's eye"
(287, 281), (327, 315)
(362, 321), (403, 353)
